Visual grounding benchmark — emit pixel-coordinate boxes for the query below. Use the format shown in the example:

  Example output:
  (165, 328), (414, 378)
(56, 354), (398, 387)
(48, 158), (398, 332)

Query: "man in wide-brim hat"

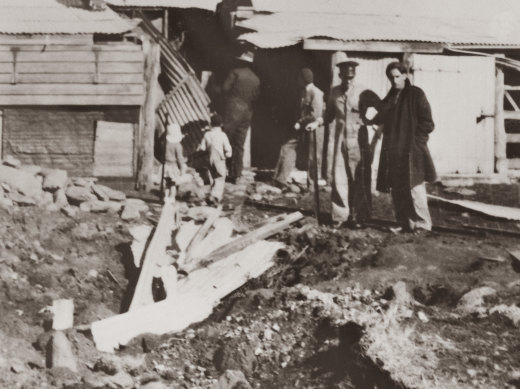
(221, 50), (260, 183)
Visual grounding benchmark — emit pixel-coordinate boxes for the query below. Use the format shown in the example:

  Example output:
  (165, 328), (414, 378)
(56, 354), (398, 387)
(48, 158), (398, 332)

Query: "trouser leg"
(229, 126), (248, 179)
(274, 138), (298, 185)
(307, 127), (324, 189)
(410, 183), (432, 231)
(331, 131), (349, 223)
(211, 177), (226, 202)
(391, 184), (414, 230)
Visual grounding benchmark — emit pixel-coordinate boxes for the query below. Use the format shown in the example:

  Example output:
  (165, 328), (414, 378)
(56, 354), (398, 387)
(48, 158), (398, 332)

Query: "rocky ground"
(0, 162), (520, 388)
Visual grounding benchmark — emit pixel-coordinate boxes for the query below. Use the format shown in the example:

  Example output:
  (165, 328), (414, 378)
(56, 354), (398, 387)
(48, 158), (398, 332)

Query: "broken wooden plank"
(128, 201), (178, 312)
(187, 218), (234, 261)
(52, 299), (74, 331)
(428, 195), (520, 221)
(129, 224), (154, 268)
(186, 211), (304, 273)
(174, 220), (199, 252)
(184, 205), (222, 262)
(91, 240), (283, 352)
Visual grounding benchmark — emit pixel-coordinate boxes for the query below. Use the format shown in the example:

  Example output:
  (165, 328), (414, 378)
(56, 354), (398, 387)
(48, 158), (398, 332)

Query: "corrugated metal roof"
(106, 0), (221, 11)
(0, 0), (136, 35)
(237, 10), (520, 48)
(250, 0), (520, 19)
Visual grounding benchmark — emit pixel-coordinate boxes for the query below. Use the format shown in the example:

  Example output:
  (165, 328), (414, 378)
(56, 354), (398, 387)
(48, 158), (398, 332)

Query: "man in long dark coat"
(222, 51), (260, 183)
(373, 61), (437, 232)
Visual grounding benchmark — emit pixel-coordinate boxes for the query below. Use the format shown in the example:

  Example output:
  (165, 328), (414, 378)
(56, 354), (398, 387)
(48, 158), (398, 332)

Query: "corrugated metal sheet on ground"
(0, 0), (136, 34)
(139, 12), (210, 156)
(412, 55), (495, 175)
(106, 0), (221, 11)
(237, 10), (520, 48)
(93, 121), (134, 177)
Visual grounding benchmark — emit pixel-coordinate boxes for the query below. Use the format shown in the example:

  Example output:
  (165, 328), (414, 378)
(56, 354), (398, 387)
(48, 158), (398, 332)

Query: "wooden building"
(228, 0), (520, 181)
(0, 0), (148, 178)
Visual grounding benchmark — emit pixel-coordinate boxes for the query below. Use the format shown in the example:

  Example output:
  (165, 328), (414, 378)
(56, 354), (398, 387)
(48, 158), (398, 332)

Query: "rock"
(83, 371), (109, 388)
(49, 366), (80, 388)
(121, 204), (140, 221)
(105, 371), (134, 388)
(2, 156), (21, 168)
(288, 184), (301, 194)
(73, 177), (94, 187)
(65, 186), (96, 205)
(457, 286), (496, 315)
(255, 183), (282, 195)
(42, 169), (68, 192)
(53, 188), (69, 207)
(79, 201), (93, 212)
(0, 197), (13, 210)
(140, 381), (169, 389)
(0, 165), (43, 198)
(48, 331), (78, 372)
(489, 304), (520, 326)
(93, 356), (119, 375)
(214, 340), (256, 375)
(250, 193), (263, 202)
(124, 198), (149, 214)
(61, 205), (78, 218)
(19, 165), (42, 176)
(92, 184), (126, 202)
(88, 269), (98, 278)
(211, 370), (252, 389)
(8, 192), (36, 206)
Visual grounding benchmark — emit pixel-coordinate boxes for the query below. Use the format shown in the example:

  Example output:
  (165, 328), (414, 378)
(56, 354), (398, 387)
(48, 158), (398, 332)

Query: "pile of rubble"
(0, 156), (148, 221)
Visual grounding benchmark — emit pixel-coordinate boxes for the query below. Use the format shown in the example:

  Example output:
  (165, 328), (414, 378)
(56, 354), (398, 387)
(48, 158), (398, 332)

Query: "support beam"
(495, 65), (507, 175)
(136, 39), (160, 191)
(303, 39), (444, 53)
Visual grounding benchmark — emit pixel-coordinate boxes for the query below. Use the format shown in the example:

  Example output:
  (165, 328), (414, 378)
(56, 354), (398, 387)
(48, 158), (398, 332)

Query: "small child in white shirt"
(199, 114), (232, 204)
(163, 122), (186, 201)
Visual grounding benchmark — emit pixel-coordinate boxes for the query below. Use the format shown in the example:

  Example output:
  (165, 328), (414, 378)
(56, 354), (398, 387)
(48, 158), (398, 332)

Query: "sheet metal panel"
(0, 0), (135, 34)
(106, 0), (221, 11)
(413, 55), (495, 175)
(237, 11), (520, 49)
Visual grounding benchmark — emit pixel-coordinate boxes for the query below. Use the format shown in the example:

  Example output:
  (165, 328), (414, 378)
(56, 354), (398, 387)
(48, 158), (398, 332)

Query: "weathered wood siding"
(0, 43), (145, 105)
(2, 107), (140, 176)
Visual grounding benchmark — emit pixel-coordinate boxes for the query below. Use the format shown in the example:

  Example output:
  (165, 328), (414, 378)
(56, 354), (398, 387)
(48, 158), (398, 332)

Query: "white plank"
(91, 240), (283, 352)
(0, 73), (143, 84)
(428, 194), (520, 221)
(129, 224), (154, 268)
(0, 94), (144, 105)
(128, 201), (178, 312)
(0, 62), (144, 74)
(0, 51), (144, 63)
(187, 218), (234, 260)
(174, 220), (199, 252)
(52, 299), (74, 331)
(0, 83), (143, 95)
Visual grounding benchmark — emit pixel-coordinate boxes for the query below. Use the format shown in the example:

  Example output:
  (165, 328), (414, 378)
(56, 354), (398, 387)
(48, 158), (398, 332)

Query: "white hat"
(236, 51), (254, 63)
(334, 51), (359, 68)
(166, 123), (182, 143)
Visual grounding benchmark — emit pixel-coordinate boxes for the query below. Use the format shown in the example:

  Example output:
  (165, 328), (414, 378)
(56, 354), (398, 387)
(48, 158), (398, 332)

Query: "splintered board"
(91, 240), (283, 352)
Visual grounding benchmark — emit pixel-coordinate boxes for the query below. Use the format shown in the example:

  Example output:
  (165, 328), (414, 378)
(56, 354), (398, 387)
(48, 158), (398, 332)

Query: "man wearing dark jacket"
(222, 51), (260, 183)
(373, 62), (437, 232)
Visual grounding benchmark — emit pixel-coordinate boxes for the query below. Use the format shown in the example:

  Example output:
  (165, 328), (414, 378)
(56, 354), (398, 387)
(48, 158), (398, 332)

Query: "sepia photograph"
(1, 0), (520, 388)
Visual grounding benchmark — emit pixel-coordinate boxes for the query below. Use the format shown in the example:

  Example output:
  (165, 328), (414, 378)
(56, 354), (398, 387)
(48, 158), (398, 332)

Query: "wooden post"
(136, 39), (160, 191)
(495, 64), (507, 175)
(163, 9), (169, 39)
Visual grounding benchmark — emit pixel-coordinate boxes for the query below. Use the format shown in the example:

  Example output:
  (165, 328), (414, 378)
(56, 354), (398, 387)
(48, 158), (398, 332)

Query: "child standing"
(163, 122), (186, 201)
(199, 114), (232, 204)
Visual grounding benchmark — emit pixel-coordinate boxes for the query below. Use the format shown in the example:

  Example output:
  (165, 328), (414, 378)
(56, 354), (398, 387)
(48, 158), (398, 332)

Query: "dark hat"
(299, 68), (314, 84)
(210, 113), (223, 127)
